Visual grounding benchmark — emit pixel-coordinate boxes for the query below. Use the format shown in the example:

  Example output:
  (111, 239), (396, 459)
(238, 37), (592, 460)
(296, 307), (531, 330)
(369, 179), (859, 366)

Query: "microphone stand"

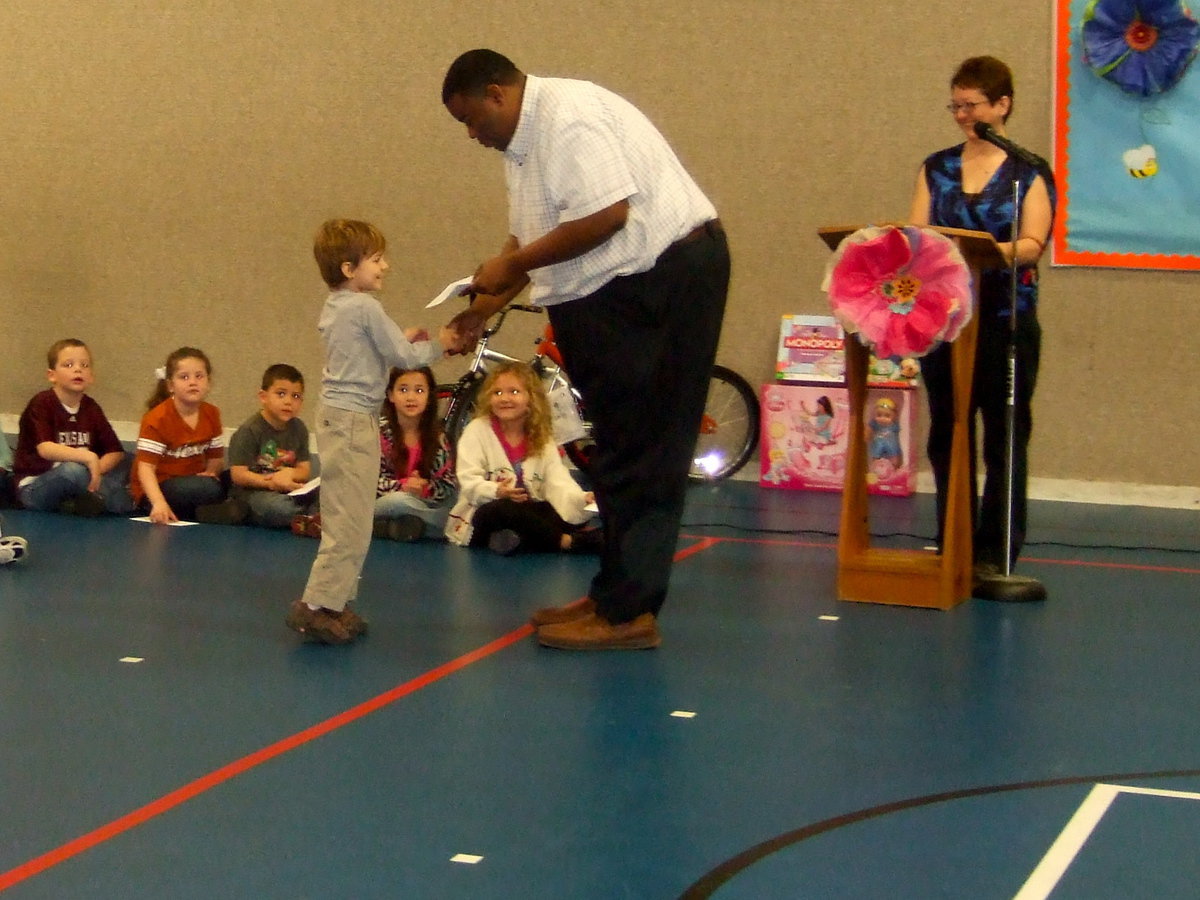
(973, 126), (1048, 604)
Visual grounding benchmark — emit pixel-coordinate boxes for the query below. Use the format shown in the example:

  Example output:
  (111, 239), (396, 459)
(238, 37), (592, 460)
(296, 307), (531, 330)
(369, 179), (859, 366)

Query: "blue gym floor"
(1, 482), (1197, 898)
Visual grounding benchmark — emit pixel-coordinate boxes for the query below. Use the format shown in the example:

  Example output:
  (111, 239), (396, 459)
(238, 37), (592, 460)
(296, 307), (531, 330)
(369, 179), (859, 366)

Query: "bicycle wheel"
(440, 375), (482, 446)
(689, 365), (760, 482)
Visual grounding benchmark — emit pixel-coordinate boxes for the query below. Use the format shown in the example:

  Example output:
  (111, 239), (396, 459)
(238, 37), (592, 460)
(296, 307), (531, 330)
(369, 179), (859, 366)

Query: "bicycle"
(437, 303), (760, 482)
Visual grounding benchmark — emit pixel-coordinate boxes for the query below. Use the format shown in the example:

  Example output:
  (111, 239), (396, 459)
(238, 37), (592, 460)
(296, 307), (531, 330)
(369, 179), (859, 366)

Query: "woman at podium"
(908, 55), (1056, 577)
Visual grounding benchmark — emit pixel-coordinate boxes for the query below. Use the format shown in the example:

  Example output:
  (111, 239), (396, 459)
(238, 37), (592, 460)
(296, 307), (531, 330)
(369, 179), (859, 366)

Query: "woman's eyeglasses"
(946, 100), (991, 115)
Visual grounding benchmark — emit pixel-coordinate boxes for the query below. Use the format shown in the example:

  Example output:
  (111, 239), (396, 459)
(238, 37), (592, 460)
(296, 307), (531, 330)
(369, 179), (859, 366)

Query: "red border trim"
(1052, 0), (1200, 270)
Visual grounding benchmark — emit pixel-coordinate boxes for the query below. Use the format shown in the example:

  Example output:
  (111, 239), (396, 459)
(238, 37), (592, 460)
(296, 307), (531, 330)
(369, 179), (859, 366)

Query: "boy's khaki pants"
(301, 406), (378, 612)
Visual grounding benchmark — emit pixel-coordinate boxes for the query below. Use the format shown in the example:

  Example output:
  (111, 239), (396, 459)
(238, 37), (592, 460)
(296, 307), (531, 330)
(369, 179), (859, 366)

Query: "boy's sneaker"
(1, 535), (29, 566)
(196, 498), (249, 526)
(291, 513), (322, 538)
(60, 491), (106, 518)
(373, 515), (424, 542)
(285, 599), (357, 645)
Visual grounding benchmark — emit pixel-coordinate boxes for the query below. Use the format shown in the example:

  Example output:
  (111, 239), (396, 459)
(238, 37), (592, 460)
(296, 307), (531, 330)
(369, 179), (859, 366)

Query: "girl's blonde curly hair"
(475, 361), (553, 453)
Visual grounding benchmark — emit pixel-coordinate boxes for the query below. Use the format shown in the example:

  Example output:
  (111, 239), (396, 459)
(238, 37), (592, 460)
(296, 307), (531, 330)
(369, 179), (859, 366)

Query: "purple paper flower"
(1082, 0), (1200, 97)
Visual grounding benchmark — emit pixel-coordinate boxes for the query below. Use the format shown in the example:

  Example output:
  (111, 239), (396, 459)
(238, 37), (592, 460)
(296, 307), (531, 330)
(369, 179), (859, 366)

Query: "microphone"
(973, 122), (1050, 173)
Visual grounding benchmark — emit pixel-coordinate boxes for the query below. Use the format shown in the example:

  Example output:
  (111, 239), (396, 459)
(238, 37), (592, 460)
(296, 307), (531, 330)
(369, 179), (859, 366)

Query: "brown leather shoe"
(338, 605), (369, 638)
(537, 612), (661, 650)
(285, 599), (356, 645)
(529, 596), (596, 627)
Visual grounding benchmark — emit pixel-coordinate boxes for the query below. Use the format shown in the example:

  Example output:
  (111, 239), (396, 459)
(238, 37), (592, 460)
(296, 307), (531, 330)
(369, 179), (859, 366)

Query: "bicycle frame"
(439, 306), (590, 449)
(438, 303), (758, 481)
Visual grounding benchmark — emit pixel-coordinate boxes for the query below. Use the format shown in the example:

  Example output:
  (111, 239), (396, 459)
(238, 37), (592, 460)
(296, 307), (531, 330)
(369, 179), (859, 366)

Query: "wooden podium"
(817, 225), (1004, 609)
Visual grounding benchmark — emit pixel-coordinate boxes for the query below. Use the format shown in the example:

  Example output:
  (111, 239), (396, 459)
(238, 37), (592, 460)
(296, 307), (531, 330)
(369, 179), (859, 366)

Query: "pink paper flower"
(822, 226), (973, 359)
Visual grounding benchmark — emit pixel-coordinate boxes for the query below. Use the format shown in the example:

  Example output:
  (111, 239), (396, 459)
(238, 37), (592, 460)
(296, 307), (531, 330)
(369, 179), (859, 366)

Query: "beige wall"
(1, 1), (1195, 488)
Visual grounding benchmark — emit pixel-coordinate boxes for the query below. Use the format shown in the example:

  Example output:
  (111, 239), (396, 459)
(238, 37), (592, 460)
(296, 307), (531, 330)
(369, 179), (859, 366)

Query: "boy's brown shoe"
(537, 612), (661, 651)
(530, 596), (596, 627)
(285, 599), (356, 645)
(339, 605), (369, 638)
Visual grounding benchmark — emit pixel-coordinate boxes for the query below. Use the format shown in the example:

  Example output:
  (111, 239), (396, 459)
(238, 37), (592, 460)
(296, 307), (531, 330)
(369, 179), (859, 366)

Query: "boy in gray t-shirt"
(228, 364), (317, 529)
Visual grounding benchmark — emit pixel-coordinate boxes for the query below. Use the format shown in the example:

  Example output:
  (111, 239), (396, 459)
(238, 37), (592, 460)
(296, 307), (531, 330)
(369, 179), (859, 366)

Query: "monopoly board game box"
(775, 315), (845, 383)
(775, 314), (921, 389)
(759, 383), (917, 496)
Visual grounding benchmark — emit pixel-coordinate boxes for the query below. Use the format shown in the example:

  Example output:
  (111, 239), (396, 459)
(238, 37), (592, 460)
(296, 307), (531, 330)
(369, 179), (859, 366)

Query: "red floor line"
(1025, 556), (1200, 576)
(676, 536), (721, 559)
(681, 534), (1200, 575)
(1, 539), (727, 892)
(681, 532), (837, 549)
(0, 624), (534, 893)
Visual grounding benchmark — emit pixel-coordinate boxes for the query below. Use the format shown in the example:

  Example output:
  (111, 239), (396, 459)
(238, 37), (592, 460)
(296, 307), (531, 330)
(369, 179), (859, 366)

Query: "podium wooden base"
(819, 224), (1002, 612)
(838, 548), (968, 610)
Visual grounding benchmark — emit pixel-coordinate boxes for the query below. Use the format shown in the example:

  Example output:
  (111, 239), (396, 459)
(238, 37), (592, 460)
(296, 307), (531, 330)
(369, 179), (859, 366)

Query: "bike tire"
(689, 365), (760, 482)
(440, 375), (482, 447)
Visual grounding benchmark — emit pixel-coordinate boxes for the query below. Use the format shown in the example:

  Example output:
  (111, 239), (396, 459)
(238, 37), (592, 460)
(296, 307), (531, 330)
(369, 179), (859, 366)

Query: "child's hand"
(271, 469), (305, 493)
(436, 325), (457, 353)
(81, 450), (103, 492)
(496, 479), (528, 502)
(149, 500), (178, 525)
(402, 475), (428, 497)
(405, 326), (430, 343)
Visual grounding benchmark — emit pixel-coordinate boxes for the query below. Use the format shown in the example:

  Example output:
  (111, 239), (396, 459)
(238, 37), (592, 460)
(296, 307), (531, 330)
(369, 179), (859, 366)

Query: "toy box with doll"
(862, 385), (917, 495)
(760, 383), (916, 496)
(759, 383), (850, 491)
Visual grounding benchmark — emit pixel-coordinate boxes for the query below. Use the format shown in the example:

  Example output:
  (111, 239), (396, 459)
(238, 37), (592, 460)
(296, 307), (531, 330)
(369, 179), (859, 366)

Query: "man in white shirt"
(442, 49), (730, 650)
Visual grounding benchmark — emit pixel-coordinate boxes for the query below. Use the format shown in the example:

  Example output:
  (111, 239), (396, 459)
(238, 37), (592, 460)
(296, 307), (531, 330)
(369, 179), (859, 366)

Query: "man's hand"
(470, 254), (524, 297)
(446, 307), (488, 354)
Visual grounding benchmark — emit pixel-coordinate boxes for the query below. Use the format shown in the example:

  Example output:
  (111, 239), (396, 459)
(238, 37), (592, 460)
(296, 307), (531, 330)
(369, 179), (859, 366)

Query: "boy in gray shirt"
(286, 219), (452, 645)
(228, 364), (317, 530)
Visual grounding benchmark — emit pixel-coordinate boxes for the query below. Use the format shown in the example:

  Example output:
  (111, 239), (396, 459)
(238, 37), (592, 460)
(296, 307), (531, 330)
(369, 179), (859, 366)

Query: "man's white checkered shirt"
(503, 75), (717, 307)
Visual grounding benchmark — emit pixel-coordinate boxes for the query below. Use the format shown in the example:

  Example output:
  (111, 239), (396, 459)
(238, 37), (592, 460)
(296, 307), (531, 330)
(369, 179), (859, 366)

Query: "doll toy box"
(759, 383), (851, 492)
(760, 383), (917, 496)
(861, 386), (917, 496)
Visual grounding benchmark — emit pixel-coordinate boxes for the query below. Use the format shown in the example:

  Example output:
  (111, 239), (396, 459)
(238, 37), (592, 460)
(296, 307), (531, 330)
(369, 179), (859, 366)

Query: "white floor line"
(1013, 783), (1200, 900)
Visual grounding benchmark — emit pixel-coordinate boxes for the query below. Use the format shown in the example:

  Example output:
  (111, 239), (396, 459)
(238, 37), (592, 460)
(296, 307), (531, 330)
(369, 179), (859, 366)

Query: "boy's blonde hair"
(47, 338), (88, 369)
(313, 219), (386, 288)
(475, 362), (553, 454)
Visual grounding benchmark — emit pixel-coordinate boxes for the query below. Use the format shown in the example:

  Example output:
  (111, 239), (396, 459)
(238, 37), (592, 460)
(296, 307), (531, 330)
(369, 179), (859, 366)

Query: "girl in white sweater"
(445, 362), (599, 554)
